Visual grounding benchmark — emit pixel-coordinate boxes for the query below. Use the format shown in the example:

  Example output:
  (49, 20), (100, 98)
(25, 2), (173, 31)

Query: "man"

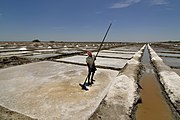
(86, 51), (97, 85)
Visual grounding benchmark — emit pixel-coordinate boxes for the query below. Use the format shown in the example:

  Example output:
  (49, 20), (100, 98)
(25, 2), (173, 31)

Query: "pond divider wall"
(89, 45), (146, 120)
(147, 44), (180, 119)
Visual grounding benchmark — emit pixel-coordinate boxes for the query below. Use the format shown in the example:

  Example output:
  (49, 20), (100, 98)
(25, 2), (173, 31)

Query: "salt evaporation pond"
(0, 51), (32, 57)
(92, 52), (133, 59)
(158, 53), (180, 58)
(56, 55), (128, 70)
(109, 46), (142, 52)
(161, 57), (180, 68)
(24, 54), (61, 59)
(0, 48), (22, 52)
(34, 49), (58, 53)
(59, 50), (82, 54)
(156, 50), (180, 54)
(0, 61), (118, 120)
(101, 50), (136, 54)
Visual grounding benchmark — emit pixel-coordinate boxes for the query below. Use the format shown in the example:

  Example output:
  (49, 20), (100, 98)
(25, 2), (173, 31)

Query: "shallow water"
(158, 52), (180, 57)
(136, 46), (173, 120)
(161, 57), (180, 68)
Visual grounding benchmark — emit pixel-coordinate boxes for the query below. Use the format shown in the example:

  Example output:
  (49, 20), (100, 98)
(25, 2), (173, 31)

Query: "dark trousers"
(87, 64), (96, 83)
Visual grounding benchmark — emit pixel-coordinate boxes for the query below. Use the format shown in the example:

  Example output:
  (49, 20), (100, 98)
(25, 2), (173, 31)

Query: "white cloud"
(110, 0), (141, 9)
(151, 0), (168, 5)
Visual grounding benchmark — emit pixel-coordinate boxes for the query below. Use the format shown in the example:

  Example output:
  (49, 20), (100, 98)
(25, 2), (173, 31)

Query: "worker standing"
(79, 23), (111, 90)
(86, 51), (96, 85)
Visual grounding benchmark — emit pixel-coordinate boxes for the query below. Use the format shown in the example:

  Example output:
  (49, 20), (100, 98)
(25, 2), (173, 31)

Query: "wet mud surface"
(0, 56), (33, 68)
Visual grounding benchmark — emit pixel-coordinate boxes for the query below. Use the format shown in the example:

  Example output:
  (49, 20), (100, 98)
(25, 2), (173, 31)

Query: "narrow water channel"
(136, 46), (174, 120)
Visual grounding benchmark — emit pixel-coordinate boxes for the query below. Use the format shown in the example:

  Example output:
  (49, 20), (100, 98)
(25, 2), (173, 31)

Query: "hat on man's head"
(87, 51), (92, 56)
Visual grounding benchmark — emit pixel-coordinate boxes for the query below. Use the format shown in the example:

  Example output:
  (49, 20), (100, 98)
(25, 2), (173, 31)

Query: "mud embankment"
(0, 56), (32, 69)
(0, 105), (36, 120)
(147, 44), (180, 119)
(89, 45), (146, 120)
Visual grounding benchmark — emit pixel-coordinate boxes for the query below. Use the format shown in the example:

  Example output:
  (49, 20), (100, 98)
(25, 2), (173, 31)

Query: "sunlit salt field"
(160, 57), (180, 68)
(0, 61), (118, 120)
(101, 50), (136, 54)
(151, 43), (180, 69)
(110, 45), (142, 52)
(0, 51), (33, 56)
(92, 52), (133, 59)
(157, 52), (180, 58)
(156, 50), (180, 54)
(1, 0), (180, 119)
(24, 54), (62, 59)
(0, 41), (180, 120)
(56, 55), (128, 70)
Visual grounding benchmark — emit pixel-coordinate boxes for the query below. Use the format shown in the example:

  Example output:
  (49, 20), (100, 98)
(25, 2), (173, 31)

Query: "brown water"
(136, 47), (173, 120)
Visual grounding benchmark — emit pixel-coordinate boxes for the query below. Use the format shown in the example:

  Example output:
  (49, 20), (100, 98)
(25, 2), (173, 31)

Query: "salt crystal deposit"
(56, 55), (128, 70)
(0, 61), (118, 120)
(19, 47), (27, 50)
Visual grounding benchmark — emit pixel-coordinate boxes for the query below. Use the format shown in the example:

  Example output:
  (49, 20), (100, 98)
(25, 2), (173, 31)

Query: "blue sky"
(0, 0), (180, 42)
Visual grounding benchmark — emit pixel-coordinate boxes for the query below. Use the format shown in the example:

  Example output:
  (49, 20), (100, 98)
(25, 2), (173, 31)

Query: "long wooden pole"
(80, 23), (112, 90)
(95, 23), (112, 57)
